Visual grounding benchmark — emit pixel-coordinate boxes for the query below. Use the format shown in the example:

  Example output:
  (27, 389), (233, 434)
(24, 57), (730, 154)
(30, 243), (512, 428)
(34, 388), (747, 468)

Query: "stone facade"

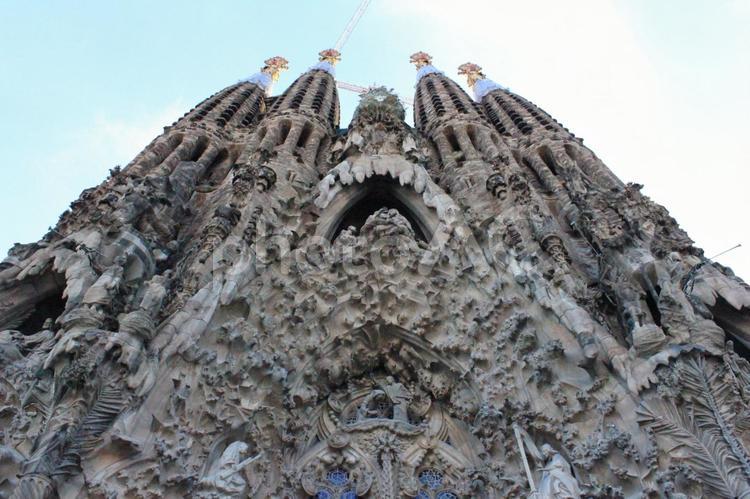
(1, 50), (750, 498)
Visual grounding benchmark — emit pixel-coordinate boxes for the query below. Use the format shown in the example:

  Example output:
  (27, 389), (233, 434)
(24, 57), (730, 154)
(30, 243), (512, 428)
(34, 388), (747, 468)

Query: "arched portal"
(316, 178), (440, 243)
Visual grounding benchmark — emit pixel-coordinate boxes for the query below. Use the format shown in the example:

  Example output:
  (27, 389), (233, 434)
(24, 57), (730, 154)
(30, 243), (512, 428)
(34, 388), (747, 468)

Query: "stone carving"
(57, 243), (98, 311)
(529, 444), (582, 499)
(197, 441), (261, 498)
(81, 255), (125, 313)
(0, 53), (748, 498)
(196, 204), (242, 263)
(255, 165), (277, 192)
(137, 270), (171, 317)
(486, 172), (507, 199)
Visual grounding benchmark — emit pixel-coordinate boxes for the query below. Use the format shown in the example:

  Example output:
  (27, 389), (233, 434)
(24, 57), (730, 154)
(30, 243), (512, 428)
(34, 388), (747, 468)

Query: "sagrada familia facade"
(1, 49), (750, 498)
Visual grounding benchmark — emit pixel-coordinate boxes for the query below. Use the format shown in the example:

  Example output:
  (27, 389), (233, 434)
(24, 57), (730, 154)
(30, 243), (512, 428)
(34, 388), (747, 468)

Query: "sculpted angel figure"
(515, 426), (581, 499)
(197, 441), (262, 498)
(532, 444), (582, 499)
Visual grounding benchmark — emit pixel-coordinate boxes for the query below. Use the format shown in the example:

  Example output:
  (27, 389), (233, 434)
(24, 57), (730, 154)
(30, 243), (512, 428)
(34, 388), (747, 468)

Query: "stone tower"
(1, 49), (750, 498)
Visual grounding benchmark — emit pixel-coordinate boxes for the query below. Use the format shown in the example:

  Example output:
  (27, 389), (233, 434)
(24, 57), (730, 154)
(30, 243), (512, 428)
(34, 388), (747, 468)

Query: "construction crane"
(331, 0), (413, 108)
(334, 0), (373, 52)
(336, 81), (413, 107)
(336, 81), (371, 94)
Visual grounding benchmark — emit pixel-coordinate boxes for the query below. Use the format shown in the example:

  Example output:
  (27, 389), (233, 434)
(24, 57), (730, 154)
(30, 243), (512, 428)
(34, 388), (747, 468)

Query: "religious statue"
(82, 255), (126, 313)
(197, 441), (261, 498)
(380, 376), (411, 423)
(138, 270), (171, 317)
(55, 244), (98, 311)
(530, 444), (581, 499)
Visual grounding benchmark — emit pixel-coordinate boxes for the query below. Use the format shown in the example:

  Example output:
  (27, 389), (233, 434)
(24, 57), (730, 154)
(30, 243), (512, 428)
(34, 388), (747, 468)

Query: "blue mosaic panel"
(326, 469), (350, 487)
(315, 490), (333, 499)
(418, 469), (444, 490)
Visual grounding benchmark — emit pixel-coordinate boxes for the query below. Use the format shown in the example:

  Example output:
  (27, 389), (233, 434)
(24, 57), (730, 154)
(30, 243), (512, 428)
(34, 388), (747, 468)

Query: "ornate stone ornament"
(1, 52), (749, 498)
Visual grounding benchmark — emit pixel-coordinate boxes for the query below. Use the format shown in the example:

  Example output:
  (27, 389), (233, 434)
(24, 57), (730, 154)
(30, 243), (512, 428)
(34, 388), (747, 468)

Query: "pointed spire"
(310, 48), (341, 76)
(410, 51), (443, 82)
(457, 62), (506, 102)
(241, 56), (289, 95)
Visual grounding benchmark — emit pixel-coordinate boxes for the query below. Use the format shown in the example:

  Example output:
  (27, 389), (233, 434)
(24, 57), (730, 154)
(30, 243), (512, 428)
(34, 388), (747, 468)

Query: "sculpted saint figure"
(56, 244), (98, 311)
(138, 270), (171, 316)
(380, 376), (411, 422)
(82, 255), (126, 312)
(197, 441), (261, 498)
(531, 444), (581, 499)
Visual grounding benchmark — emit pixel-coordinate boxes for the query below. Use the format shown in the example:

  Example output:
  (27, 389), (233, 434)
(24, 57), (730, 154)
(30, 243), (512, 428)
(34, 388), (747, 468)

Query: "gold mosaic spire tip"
(409, 51), (433, 69)
(457, 62), (485, 87)
(318, 49), (342, 66)
(261, 56), (289, 82)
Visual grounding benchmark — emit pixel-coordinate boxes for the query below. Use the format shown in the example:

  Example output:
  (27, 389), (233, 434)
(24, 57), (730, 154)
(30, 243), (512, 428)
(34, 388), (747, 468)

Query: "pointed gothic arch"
(316, 177), (440, 243)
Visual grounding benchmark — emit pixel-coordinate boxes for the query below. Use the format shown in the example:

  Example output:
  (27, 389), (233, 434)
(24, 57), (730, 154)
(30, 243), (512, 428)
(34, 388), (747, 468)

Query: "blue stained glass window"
(316, 490), (333, 499)
(416, 491), (431, 499)
(339, 490), (357, 499)
(418, 469), (444, 489)
(326, 468), (350, 486)
(437, 492), (458, 499)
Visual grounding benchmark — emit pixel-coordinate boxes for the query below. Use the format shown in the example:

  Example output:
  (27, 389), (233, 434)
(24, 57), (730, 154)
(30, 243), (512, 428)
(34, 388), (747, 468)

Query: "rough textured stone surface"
(1, 51), (750, 498)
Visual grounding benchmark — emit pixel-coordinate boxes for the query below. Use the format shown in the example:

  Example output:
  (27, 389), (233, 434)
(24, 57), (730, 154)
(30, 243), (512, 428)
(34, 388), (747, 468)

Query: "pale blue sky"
(1, 1), (748, 277)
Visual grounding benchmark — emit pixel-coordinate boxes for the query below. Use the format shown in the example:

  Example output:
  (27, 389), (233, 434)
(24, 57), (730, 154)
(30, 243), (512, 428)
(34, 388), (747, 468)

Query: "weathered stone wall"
(1, 54), (750, 498)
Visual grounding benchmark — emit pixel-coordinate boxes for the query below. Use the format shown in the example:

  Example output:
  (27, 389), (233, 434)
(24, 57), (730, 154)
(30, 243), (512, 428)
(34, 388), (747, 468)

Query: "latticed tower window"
(314, 468), (357, 498)
(415, 469), (459, 498)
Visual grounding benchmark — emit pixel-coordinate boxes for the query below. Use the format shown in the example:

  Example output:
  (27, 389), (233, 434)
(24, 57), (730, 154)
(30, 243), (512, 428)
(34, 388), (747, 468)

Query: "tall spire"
(457, 62), (504, 101)
(241, 55), (289, 95)
(409, 51), (443, 81)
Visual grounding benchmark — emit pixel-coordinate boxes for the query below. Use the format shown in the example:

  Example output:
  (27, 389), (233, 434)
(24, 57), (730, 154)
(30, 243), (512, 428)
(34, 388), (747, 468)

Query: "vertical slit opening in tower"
(444, 127), (461, 153)
(297, 123), (312, 149)
(313, 135), (328, 165)
(466, 125), (479, 151)
(190, 137), (210, 162)
(278, 120), (292, 146)
(539, 147), (558, 176)
(202, 148), (230, 185)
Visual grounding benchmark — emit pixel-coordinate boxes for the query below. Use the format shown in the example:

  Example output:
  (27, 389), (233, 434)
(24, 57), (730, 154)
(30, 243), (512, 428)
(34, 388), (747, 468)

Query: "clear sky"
(1, 0), (748, 278)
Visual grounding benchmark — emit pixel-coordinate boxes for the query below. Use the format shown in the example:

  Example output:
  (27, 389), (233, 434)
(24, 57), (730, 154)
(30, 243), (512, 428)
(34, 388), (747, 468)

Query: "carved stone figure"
(137, 270), (171, 317)
(81, 255), (126, 312)
(55, 244), (98, 311)
(197, 441), (260, 498)
(379, 376), (412, 422)
(531, 444), (582, 499)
